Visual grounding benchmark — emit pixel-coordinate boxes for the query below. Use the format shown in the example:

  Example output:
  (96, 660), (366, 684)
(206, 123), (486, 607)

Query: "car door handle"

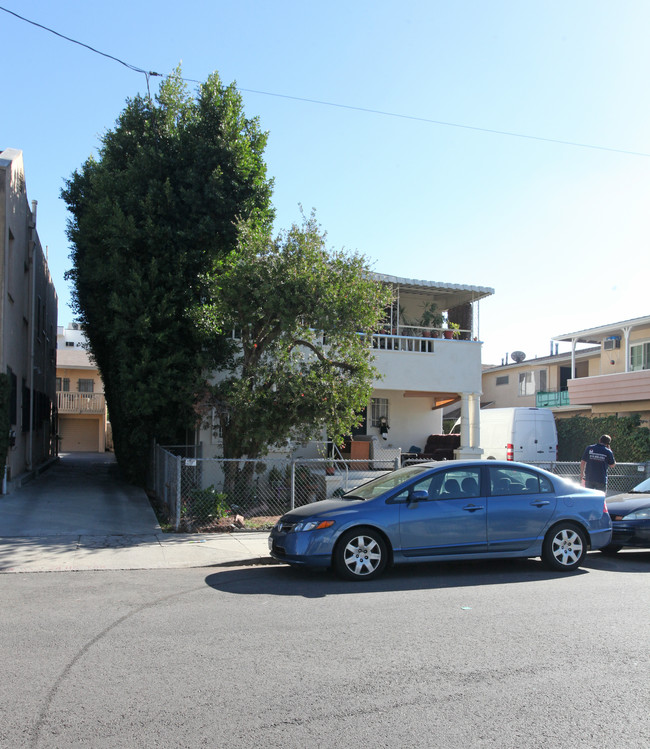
(530, 500), (550, 507)
(463, 504), (484, 512)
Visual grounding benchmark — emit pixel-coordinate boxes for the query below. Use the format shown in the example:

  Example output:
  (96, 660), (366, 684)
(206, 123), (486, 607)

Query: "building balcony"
(536, 390), (570, 408)
(57, 391), (106, 415)
(370, 332), (482, 394)
(567, 369), (650, 405)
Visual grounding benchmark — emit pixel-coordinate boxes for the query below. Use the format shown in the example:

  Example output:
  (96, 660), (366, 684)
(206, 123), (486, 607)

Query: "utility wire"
(2, 4), (648, 158)
(235, 87), (650, 158)
(0, 5), (161, 78)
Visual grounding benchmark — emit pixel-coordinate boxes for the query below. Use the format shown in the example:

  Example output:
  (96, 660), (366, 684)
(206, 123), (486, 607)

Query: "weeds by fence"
(150, 444), (399, 531)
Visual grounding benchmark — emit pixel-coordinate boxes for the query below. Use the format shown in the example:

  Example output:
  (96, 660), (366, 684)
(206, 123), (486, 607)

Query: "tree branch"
(291, 338), (360, 373)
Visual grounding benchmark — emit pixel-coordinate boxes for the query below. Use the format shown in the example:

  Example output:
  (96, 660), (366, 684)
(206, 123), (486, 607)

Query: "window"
(370, 397), (389, 427)
(65, 341), (74, 347)
(77, 379), (94, 393)
(518, 372), (535, 396)
(395, 467), (482, 501)
(496, 375), (509, 386)
(56, 377), (70, 392)
(630, 342), (650, 371)
(538, 369), (547, 392)
(489, 466), (554, 496)
(211, 409), (223, 443)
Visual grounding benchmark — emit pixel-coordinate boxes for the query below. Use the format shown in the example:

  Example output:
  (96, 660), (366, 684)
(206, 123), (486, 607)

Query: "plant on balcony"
(443, 321), (460, 339)
(419, 302), (444, 337)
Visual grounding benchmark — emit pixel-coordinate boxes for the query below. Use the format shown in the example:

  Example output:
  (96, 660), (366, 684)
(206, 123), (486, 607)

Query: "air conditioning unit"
(603, 338), (620, 350)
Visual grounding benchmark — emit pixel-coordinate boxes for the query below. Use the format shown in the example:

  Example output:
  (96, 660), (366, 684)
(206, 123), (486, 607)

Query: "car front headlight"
(293, 519), (335, 532)
(619, 508), (650, 520)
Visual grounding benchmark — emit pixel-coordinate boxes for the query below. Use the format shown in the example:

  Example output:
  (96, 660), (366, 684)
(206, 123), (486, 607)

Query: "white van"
(479, 407), (557, 462)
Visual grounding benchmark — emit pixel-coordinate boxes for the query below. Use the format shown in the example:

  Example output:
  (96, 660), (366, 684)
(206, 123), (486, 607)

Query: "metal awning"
(552, 315), (650, 344)
(370, 273), (494, 308)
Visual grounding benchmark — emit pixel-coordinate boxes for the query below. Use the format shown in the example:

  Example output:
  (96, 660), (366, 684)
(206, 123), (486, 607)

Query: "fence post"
(290, 459), (295, 510)
(175, 454), (182, 531)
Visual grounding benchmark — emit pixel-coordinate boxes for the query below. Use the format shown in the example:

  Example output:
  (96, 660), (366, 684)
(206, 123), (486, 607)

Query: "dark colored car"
(602, 476), (650, 553)
(268, 460), (612, 580)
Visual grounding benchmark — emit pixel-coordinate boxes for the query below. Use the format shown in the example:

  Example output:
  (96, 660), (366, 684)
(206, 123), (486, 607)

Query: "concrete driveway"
(0, 452), (273, 573)
(0, 452), (159, 537)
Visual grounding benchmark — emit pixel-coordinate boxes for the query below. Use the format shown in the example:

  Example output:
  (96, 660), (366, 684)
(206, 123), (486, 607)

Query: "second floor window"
(631, 342), (650, 371)
(518, 372), (534, 396)
(56, 377), (70, 392)
(78, 379), (94, 393)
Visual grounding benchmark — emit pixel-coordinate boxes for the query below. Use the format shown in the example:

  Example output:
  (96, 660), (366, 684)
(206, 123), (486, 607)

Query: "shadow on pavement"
(205, 556), (593, 598)
(205, 550), (649, 598)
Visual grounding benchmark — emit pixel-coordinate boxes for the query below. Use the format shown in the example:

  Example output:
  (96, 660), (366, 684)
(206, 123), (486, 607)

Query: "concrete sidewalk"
(0, 531), (275, 573)
(0, 453), (277, 574)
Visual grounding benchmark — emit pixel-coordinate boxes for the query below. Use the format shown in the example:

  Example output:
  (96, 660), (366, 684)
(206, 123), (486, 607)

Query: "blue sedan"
(268, 461), (612, 580)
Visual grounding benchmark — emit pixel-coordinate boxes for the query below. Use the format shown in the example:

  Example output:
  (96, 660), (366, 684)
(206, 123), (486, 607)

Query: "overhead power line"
(236, 87), (650, 158)
(2, 4), (649, 158)
(0, 5), (161, 78)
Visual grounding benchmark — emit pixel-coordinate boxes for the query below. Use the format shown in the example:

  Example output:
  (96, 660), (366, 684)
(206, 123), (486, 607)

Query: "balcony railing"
(57, 391), (106, 414)
(536, 390), (570, 408)
(372, 327), (472, 353)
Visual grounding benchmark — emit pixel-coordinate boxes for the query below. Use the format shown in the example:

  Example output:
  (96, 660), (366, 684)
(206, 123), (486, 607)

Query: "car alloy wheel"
(334, 527), (388, 581)
(542, 523), (587, 571)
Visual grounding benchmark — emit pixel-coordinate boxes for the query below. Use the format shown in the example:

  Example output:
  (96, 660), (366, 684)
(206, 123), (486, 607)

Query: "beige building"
(56, 324), (108, 452)
(0, 148), (58, 484)
(482, 315), (650, 424)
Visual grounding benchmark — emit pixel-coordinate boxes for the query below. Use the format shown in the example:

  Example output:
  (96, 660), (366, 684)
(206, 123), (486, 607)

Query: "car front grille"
(277, 521), (296, 533)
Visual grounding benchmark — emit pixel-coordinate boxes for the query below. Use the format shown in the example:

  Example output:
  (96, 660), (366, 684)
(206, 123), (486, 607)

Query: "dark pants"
(585, 480), (606, 492)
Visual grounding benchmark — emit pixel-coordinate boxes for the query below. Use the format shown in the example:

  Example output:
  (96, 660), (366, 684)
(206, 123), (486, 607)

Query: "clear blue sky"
(3, 0), (649, 365)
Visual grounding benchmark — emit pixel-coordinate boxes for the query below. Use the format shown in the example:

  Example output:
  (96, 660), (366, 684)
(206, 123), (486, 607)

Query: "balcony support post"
(454, 392), (483, 460)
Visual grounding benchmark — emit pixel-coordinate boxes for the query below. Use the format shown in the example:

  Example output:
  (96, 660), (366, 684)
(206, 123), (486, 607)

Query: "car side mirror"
(409, 489), (429, 505)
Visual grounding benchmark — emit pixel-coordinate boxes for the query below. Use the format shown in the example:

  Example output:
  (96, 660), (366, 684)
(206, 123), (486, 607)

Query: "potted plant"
(419, 302), (444, 337)
(443, 321), (460, 339)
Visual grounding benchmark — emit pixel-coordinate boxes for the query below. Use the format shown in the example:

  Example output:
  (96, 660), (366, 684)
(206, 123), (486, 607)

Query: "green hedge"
(557, 414), (650, 462)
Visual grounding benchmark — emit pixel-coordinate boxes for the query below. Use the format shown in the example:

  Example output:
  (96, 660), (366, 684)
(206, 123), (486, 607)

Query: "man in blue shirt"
(580, 434), (615, 491)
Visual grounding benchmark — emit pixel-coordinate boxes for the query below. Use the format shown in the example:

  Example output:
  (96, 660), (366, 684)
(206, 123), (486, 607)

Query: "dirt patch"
(187, 515), (280, 533)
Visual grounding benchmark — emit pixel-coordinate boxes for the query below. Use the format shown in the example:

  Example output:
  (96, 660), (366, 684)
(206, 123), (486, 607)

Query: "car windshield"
(342, 465), (432, 500)
(631, 477), (650, 493)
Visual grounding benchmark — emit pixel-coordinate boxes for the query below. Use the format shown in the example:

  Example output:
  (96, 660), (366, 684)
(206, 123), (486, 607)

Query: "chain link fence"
(150, 444), (399, 531)
(528, 461), (648, 495)
(150, 445), (648, 532)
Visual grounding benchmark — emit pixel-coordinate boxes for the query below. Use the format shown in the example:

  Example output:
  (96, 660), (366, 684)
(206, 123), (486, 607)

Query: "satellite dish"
(511, 351), (526, 363)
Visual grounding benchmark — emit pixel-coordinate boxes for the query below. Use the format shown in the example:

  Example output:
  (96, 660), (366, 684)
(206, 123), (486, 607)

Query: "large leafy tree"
(62, 69), (274, 482)
(196, 212), (392, 489)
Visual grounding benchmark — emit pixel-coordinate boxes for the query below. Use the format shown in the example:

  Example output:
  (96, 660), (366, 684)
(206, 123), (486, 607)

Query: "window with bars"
(77, 379), (94, 393)
(56, 377), (70, 392)
(371, 397), (389, 427)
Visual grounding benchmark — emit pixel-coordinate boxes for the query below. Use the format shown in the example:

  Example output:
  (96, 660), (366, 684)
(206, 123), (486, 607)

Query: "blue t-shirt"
(581, 443), (615, 485)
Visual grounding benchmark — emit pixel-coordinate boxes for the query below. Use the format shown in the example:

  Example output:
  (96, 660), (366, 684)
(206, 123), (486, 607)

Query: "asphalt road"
(1, 552), (648, 749)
